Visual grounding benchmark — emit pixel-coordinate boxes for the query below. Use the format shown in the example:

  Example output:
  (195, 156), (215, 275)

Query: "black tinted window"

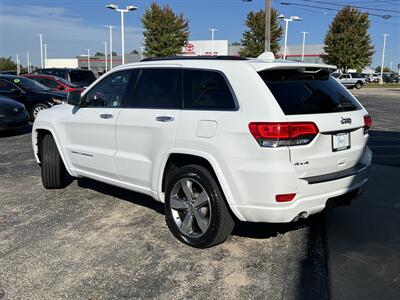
(41, 69), (66, 78)
(130, 69), (180, 109)
(183, 70), (236, 110)
(259, 69), (362, 115)
(84, 70), (132, 107)
(69, 70), (96, 83)
(0, 79), (16, 92)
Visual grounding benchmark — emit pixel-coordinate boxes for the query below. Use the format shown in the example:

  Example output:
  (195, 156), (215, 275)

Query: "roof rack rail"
(140, 56), (248, 62)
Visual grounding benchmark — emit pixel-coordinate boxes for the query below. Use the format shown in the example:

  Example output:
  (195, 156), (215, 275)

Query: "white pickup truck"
(333, 73), (366, 89)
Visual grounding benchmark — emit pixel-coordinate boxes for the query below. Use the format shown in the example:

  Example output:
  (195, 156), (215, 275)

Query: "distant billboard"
(181, 40), (228, 56)
(46, 58), (78, 68)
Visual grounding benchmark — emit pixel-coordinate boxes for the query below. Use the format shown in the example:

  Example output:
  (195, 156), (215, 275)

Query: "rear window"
(69, 70), (96, 83)
(259, 69), (362, 115)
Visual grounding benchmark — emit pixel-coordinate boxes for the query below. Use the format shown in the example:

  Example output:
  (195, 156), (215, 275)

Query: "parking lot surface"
(0, 87), (399, 299)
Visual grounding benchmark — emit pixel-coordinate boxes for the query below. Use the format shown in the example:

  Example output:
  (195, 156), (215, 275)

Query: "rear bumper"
(230, 147), (372, 223)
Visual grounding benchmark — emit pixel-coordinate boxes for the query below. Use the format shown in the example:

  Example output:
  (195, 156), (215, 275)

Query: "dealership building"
(46, 40), (326, 74)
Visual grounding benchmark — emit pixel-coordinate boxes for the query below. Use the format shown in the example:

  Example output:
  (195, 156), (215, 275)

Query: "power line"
(296, 0), (400, 14)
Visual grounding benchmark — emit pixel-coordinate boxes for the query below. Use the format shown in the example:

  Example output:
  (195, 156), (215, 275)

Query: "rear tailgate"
(258, 67), (370, 179)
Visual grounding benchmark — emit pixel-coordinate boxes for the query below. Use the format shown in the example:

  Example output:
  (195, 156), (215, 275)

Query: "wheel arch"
(156, 150), (245, 221)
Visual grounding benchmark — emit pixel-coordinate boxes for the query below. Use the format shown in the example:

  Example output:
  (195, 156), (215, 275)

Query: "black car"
(0, 95), (29, 131)
(33, 68), (96, 88)
(0, 75), (67, 120)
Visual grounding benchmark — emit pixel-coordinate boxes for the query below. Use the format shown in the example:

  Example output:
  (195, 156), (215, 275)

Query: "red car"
(22, 74), (84, 93)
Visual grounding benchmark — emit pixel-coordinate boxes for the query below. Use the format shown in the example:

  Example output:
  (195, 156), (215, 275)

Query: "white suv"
(32, 55), (372, 248)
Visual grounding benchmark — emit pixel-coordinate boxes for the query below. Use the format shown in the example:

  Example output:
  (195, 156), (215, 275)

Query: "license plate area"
(332, 132), (351, 152)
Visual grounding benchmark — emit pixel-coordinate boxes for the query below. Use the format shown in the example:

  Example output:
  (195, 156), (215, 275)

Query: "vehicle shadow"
(0, 124), (32, 137)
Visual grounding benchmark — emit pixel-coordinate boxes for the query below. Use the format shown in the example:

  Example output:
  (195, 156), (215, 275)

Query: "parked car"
(32, 55), (372, 248)
(22, 74), (84, 93)
(0, 75), (67, 120)
(32, 68), (96, 88)
(382, 73), (399, 83)
(0, 95), (29, 131)
(370, 73), (380, 83)
(334, 73), (366, 89)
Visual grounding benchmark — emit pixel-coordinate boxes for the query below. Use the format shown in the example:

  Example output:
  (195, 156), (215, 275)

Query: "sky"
(0, 0), (399, 68)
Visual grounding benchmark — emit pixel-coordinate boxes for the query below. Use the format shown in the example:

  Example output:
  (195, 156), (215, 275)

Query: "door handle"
(156, 116), (174, 122)
(100, 113), (114, 119)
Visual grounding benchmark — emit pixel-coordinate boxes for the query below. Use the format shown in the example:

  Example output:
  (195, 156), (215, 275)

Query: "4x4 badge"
(341, 117), (352, 125)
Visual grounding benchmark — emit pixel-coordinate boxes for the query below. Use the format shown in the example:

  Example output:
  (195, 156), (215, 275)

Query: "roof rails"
(140, 56), (248, 62)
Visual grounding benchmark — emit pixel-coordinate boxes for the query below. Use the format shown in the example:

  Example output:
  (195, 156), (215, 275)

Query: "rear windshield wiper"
(335, 102), (357, 112)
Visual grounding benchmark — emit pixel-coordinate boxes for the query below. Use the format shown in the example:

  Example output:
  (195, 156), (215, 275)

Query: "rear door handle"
(156, 116), (174, 122)
(100, 113), (114, 119)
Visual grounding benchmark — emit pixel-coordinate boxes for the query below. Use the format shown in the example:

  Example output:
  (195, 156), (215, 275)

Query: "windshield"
(55, 76), (78, 87)
(12, 77), (50, 92)
(69, 70), (96, 83)
(259, 69), (362, 115)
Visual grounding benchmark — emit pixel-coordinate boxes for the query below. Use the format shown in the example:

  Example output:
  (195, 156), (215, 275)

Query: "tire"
(355, 82), (362, 89)
(31, 103), (49, 120)
(165, 165), (235, 248)
(41, 134), (66, 189)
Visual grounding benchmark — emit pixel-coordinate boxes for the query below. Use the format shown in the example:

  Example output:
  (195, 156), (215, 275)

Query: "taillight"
(275, 193), (296, 202)
(249, 122), (319, 147)
(364, 114), (372, 134)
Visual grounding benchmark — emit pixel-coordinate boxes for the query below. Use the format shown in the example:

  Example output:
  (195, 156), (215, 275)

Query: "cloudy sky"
(0, 0), (399, 68)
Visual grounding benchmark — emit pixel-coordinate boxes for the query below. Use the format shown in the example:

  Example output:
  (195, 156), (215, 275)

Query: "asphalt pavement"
(0, 87), (398, 299)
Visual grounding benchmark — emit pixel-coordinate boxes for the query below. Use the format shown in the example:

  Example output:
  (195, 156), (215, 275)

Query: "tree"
(142, 2), (189, 57)
(94, 52), (104, 56)
(130, 50), (139, 54)
(322, 6), (374, 73)
(375, 66), (391, 73)
(239, 8), (283, 58)
(0, 57), (17, 71)
(112, 51), (117, 56)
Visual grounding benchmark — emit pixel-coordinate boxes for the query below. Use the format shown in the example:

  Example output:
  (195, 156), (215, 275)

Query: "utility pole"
(265, 0), (271, 52)
(38, 33), (44, 68)
(380, 34), (389, 85)
(87, 49), (91, 70)
(208, 28), (218, 56)
(301, 31), (309, 62)
(16, 53), (20, 75)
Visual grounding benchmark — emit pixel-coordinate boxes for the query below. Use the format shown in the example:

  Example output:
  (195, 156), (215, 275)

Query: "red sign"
(185, 43), (194, 52)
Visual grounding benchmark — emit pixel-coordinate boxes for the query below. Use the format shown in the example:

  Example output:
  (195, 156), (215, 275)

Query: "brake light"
(275, 193), (296, 202)
(363, 115), (372, 134)
(249, 122), (319, 147)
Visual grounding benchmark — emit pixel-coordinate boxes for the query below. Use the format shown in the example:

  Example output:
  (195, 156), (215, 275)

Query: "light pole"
(87, 49), (91, 70)
(140, 46), (145, 60)
(27, 51), (30, 73)
(37, 33), (44, 68)
(380, 34), (389, 85)
(104, 41), (108, 72)
(300, 31), (309, 62)
(208, 28), (218, 56)
(106, 4), (138, 65)
(242, 0), (271, 52)
(16, 53), (20, 75)
(105, 26), (115, 69)
(44, 44), (47, 68)
(278, 15), (302, 60)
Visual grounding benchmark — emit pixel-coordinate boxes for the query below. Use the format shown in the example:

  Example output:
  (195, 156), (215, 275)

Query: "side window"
(84, 70), (132, 108)
(0, 79), (17, 92)
(129, 68), (180, 109)
(183, 69), (236, 110)
(43, 79), (58, 89)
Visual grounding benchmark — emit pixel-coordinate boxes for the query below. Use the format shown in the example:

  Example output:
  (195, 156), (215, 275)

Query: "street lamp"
(44, 43), (47, 68)
(27, 51), (30, 73)
(300, 31), (309, 62)
(37, 33), (44, 68)
(208, 28), (218, 56)
(379, 34), (389, 85)
(105, 26), (115, 69)
(278, 15), (302, 60)
(106, 4), (138, 65)
(104, 41), (108, 72)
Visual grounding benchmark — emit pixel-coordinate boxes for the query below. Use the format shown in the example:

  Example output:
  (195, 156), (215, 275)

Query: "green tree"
(0, 57), (17, 71)
(239, 8), (283, 57)
(142, 2), (189, 57)
(375, 66), (391, 73)
(130, 50), (139, 54)
(94, 52), (104, 56)
(322, 6), (374, 73)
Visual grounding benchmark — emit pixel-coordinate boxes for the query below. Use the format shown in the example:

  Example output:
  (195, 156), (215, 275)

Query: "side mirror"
(67, 91), (84, 106)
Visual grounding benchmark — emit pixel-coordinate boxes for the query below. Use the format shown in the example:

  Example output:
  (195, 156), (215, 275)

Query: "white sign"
(181, 40), (228, 56)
